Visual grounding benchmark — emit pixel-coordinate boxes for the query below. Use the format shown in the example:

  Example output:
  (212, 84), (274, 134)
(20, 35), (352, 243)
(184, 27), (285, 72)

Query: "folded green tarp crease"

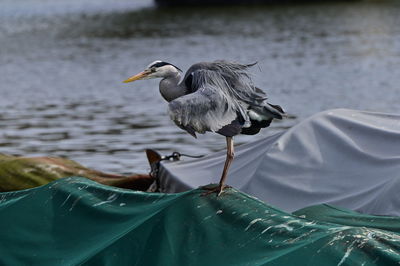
(294, 204), (400, 234)
(0, 177), (399, 265)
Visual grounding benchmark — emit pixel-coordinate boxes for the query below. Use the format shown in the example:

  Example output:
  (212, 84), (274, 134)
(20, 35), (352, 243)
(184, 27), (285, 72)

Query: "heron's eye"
(150, 67), (156, 72)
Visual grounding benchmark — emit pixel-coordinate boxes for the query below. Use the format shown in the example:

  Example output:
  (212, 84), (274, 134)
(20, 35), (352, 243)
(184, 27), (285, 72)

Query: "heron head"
(123, 60), (182, 83)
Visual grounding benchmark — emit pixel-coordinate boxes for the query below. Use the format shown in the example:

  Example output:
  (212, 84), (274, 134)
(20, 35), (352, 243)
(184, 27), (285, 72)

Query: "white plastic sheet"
(159, 109), (400, 216)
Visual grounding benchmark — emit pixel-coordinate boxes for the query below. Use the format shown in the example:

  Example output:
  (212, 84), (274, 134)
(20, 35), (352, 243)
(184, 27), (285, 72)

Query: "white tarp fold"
(159, 109), (400, 216)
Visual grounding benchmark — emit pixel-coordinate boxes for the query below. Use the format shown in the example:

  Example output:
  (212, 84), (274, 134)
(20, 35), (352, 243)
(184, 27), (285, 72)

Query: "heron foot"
(200, 184), (230, 197)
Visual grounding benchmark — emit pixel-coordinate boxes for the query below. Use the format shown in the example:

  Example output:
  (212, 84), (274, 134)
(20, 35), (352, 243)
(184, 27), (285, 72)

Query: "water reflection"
(0, 1), (399, 174)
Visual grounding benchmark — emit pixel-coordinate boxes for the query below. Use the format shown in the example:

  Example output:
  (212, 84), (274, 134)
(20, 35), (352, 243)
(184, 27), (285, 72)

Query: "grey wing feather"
(168, 85), (238, 136)
(250, 103), (284, 120)
(178, 61), (260, 128)
(204, 61), (285, 120)
(184, 61), (267, 104)
(169, 60), (284, 137)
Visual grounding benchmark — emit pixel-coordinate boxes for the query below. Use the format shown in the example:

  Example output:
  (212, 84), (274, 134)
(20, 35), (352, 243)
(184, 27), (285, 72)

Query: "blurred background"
(1, 0), (399, 174)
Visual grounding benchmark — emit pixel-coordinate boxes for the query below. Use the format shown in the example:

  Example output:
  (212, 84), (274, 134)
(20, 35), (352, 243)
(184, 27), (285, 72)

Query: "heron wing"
(168, 76), (240, 137)
(198, 61), (284, 121)
(184, 61), (267, 104)
(169, 61), (284, 137)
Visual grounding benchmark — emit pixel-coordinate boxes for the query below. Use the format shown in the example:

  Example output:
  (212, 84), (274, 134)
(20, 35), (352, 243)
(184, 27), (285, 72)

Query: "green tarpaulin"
(0, 177), (399, 265)
(294, 204), (400, 234)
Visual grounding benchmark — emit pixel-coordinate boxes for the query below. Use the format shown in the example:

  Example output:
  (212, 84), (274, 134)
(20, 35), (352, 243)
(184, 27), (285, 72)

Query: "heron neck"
(159, 72), (184, 102)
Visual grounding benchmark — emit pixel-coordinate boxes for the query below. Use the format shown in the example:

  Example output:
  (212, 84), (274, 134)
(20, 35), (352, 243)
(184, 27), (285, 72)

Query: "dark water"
(1, 0), (400, 174)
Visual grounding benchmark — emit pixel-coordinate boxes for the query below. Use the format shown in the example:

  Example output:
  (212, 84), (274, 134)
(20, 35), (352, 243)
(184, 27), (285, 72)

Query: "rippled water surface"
(1, 0), (400, 174)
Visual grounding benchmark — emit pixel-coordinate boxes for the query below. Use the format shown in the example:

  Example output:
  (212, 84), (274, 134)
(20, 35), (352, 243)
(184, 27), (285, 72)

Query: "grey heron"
(124, 60), (284, 196)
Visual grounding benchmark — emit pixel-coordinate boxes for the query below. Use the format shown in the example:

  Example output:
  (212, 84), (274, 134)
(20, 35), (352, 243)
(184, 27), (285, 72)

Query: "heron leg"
(218, 136), (234, 195)
(202, 137), (234, 197)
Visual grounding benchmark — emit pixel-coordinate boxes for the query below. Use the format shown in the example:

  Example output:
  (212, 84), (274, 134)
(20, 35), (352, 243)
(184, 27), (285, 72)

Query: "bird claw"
(200, 184), (229, 197)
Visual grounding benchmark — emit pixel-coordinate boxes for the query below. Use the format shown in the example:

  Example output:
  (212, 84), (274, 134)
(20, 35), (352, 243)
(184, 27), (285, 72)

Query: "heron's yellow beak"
(123, 71), (149, 83)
